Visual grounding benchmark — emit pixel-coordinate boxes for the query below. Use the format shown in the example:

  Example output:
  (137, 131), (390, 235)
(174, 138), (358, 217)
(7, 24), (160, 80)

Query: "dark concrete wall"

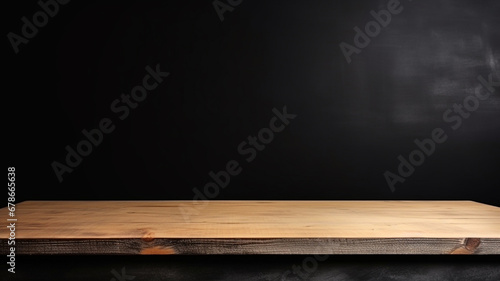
(4, 0), (500, 279)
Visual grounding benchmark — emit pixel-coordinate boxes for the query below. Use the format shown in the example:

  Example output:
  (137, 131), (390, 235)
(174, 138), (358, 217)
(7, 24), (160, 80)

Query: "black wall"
(5, 0), (500, 205)
(4, 1), (500, 281)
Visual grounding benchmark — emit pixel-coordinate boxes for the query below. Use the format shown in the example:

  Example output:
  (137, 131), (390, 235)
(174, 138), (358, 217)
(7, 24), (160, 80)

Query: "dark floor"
(2, 255), (500, 281)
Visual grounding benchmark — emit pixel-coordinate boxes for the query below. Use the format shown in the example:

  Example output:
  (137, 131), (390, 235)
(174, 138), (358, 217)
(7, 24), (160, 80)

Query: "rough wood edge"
(2, 238), (499, 255)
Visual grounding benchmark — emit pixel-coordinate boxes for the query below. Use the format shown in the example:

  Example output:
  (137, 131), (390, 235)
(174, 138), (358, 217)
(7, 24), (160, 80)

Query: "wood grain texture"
(1, 201), (499, 255)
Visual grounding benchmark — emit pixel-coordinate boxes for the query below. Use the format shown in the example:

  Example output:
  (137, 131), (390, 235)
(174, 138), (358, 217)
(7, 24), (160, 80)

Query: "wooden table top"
(1, 200), (499, 255)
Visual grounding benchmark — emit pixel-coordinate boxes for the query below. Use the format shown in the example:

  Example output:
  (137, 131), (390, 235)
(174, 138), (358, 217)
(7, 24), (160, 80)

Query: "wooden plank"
(1, 201), (499, 255)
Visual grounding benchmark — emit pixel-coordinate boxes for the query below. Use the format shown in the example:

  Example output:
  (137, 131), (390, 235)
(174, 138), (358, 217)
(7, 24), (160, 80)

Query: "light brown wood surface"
(1, 201), (499, 255)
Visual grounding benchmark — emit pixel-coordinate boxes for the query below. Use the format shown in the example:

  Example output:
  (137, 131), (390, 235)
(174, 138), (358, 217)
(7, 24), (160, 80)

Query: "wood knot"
(451, 238), (481, 254)
(464, 238), (481, 252)
(141, 232), (155, 242)
(140, 246), (177, 255)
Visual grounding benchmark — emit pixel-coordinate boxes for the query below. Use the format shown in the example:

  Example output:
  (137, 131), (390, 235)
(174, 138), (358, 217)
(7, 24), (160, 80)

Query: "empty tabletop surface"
(1, 200), (499, 255)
